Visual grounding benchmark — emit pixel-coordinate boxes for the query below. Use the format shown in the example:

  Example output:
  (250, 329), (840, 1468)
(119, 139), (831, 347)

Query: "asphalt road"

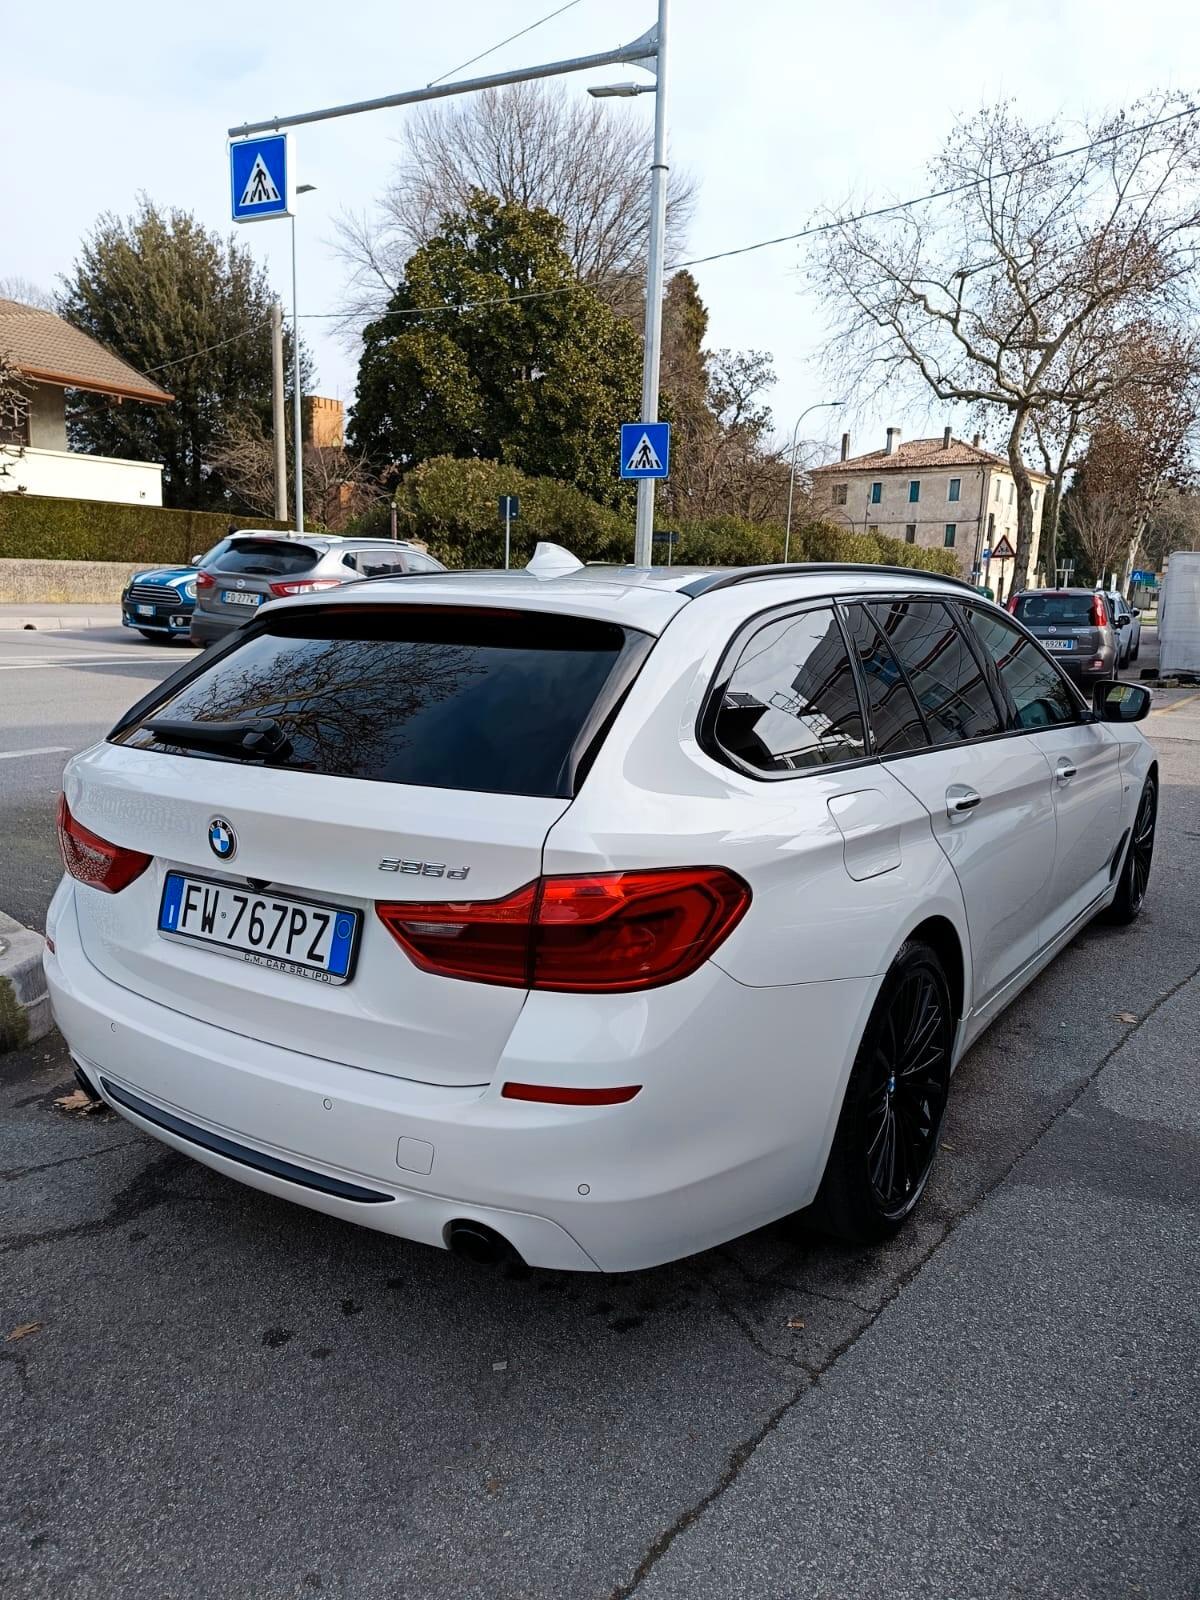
(0, 624), (199, 930)
(2, 622), (1199, 1599)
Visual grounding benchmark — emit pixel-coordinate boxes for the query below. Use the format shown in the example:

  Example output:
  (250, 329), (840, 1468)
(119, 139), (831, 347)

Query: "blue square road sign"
(231, 135), (290, 223)
(620, 421), (670, 480)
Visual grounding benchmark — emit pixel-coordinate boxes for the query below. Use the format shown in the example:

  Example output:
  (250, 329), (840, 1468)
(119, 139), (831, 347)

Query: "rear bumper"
(188, 609), (245, 644)
(44, 884), (878, 1272)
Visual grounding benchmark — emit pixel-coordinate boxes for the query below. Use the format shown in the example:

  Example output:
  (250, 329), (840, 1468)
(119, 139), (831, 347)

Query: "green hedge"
(0, 493), (289, 566)
(390, 458), (962, 577)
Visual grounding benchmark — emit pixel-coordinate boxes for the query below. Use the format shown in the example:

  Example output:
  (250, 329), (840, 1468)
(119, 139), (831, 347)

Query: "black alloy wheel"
(1107, 775), (1157, 924)
(811, 941), (954, 1243)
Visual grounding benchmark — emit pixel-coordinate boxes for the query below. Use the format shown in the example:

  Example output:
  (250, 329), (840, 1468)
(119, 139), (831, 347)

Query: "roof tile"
(0, 299), (172, 404)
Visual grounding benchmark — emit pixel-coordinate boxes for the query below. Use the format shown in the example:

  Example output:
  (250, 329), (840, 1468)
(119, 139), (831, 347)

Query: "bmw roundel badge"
(208, 817), (237, 860)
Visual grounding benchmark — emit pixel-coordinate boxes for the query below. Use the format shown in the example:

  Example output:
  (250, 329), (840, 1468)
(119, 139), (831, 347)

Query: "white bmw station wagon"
(45, 551), (1157, 1272)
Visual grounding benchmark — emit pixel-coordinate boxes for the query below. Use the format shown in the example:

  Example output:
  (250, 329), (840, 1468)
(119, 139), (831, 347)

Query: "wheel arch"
(903, 914), (966, 1027)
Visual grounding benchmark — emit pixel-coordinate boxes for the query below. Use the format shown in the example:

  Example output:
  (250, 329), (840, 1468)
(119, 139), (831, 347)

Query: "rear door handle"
(1056, 761), (1077, 785)
(946, 785), (982, 820)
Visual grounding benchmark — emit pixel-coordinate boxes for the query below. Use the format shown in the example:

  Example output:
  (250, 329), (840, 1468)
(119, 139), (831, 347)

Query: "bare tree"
(0, 276), (56, 310)
(0, 350), (29, 480)
(335, 82), (696, 330)
(211, 418), (379, 532)
(813, 93), (1200, 585)
(1063, 491), (1132, 586)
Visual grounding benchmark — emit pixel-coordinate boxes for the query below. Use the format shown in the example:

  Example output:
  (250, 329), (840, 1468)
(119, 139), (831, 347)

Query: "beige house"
(0, 297), (172, 505)
(811, 427), (1049, 593)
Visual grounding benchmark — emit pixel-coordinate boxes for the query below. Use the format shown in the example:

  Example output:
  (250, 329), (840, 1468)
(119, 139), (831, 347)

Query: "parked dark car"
(1007, 588), (1120, 687)
(121, 565), (199, 643)
(190, 533), (446, 645)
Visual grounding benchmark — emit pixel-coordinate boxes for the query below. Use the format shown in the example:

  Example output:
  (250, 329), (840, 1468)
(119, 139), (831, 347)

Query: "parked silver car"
(190, 533), (445, 645)
(1104, 590), (1142, 665)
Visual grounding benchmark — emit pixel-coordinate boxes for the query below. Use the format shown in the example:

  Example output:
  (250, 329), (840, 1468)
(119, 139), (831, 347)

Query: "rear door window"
(211, 539), (321, 578)
(709, 606), (866, 775)
(114, 608), (648, 799)
(963, 605), (1079, 729)
(842, 605), (929, 755)
(869, 599), (1002, 745)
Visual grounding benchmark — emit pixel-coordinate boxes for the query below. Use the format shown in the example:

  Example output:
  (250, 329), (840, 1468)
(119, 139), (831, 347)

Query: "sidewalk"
(637, 967), (1200, 1600)
(0, 603), (121, 631)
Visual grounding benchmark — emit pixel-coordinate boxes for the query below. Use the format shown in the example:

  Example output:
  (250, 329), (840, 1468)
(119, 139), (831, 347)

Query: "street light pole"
(290, 212), (304, 535)
(232, 14), (667, 567)
(634, 0), (669, 568)
(784, 400), (844, 563)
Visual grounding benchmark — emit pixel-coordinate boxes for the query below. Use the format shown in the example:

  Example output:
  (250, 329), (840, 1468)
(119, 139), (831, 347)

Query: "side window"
(842, 605), (929, 756)
(869, 600), (1002, 745)
(403, 553), (442, 573)
(964, 606), (1079, 730)
(354, 551), (410, 578)
(711, 607), (866, 775)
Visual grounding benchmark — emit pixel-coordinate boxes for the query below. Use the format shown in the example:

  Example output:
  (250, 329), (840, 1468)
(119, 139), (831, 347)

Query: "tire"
(1105, 774), (1157, 925)
(810, 941), (954, 1244)
(1132, 642), (1140, 662)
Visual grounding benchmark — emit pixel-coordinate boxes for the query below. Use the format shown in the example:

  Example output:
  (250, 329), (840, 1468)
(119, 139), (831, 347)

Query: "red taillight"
(268, 577), (344, 598)
(196, 570), (215, 590)
(56, 795), (152, 894)
(1006, 593), (1019, 613)
(376, 867), (751, 992)
(1091, 592), (1108, 627)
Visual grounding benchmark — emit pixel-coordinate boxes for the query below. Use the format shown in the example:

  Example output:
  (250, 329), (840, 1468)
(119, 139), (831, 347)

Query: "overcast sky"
(6, 0), (1195, 461)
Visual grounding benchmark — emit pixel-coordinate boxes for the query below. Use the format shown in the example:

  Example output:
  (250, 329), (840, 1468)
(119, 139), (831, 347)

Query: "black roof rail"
(678, 562), (975, 599)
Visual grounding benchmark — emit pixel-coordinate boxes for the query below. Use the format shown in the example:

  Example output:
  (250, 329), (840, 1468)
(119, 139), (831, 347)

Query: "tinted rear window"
(869, 600), (1002, 745)
(211, 539), (321, 577)
(115, 609), (644, 798)
(1014, 593), (1096, 626)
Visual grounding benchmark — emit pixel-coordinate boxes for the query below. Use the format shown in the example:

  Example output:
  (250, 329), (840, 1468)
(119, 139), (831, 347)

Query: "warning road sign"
(991, 534), (1015, 559)
(620, 421), (670, 480)
(230, 134), (290, 223)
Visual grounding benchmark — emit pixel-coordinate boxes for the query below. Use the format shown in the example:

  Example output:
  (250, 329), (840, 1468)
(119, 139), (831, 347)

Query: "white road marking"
(0, 746), (70, 760)
(0, 653), (186, 671)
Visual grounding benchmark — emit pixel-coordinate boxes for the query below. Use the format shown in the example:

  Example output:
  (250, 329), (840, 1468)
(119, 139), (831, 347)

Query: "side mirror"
(191, 553), (203, 565)
(1093, 681), (1152, 722)
(1131, 607), (1142, 618)
(1115, 613), (1130, 628)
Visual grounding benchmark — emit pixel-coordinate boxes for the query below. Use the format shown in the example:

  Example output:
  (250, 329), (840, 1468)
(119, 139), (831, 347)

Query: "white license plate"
(158, 873), (360, 984)
(137, 604), (155, 616)
(1044, 639), (1075, 651)
(222, 590), (261, 607)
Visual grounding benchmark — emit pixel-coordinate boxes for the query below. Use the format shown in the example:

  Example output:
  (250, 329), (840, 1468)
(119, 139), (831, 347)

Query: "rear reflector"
(56, 794), (152, 894)
(501, 1082), (641, 1105)
(377, 866), (750, 992)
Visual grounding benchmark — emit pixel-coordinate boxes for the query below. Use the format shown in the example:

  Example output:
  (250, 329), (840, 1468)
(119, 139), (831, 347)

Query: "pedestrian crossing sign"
(620, 421), (670, 480)
(230, 134), (290, 223)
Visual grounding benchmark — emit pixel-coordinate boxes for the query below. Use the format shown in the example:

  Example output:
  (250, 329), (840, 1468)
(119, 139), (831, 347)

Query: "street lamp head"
(588, 82), (652, 97)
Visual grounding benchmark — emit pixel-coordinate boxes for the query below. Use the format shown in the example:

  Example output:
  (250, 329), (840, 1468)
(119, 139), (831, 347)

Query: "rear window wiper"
(144, 717), (293, 761)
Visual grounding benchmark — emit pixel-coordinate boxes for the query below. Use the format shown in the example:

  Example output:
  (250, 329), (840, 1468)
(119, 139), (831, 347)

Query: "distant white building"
(0, 297), (172, 506)
(811, 427), (1050, 592)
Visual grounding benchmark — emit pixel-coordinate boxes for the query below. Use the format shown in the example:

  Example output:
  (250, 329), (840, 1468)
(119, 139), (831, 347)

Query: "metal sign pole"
(290, 214), (304, 535)
(633, 0), (670, 569)
(505, 502), (512, 570)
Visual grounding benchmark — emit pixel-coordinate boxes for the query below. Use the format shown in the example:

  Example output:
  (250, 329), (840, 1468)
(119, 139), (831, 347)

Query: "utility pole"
(270, 301), (287, 523)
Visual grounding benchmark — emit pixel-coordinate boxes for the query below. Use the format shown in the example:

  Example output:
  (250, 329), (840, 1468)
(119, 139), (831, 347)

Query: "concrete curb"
(0, 911), (51, 1054)
(0, 614), (120, 631)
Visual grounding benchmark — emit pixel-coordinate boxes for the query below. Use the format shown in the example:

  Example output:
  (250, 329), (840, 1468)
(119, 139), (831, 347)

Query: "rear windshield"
(114, 609), (646, 798)
(210, 539), (321, 577)
(1014, 593), (1097, 626)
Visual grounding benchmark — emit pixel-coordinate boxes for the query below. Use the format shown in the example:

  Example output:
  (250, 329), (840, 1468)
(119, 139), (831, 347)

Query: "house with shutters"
(0, 297), (172, 506)
(810, 427), (1049, 592)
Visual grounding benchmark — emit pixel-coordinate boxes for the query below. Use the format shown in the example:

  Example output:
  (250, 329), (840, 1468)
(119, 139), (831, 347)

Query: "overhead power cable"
(426, 0), (584, 89)
(139, 100), (1200, 370)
